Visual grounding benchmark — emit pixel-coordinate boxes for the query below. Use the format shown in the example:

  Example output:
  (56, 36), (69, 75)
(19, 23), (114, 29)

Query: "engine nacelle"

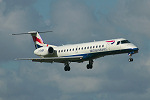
(48, 47), (54, 54)
(34, 47), (54, 56)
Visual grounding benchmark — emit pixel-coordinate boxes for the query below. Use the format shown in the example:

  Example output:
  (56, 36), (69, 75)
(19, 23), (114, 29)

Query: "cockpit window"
(117, 41), (120, 45)
(121, 40), (130, 44)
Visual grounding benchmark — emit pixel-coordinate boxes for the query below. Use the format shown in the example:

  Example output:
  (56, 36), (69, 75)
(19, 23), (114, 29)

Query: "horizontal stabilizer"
(12, 31), (53, 35)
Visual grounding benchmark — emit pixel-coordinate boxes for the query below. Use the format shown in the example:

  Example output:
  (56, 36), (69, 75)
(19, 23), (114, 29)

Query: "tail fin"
(12, 31), (56, 49)
(31, 31), (46, 49)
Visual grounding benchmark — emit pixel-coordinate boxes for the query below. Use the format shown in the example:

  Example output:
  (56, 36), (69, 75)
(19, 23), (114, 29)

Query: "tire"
(87, 64), (90, 69)
(89, 65), (93, 69)
(64, 65), (70, 71)
(129, 58), (133, 62)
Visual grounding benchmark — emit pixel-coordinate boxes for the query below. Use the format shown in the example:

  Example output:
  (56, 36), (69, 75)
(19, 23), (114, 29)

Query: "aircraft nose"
(128, 43), (139, 53)
(130, 45), (139, 53)
(134, 48), (139, 51)
(133, 47), (139, 53)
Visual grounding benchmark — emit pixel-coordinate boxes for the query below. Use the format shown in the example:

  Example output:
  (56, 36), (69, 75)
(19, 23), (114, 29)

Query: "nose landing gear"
(128, 53), (133, 62)
(128, 57), (133, 62)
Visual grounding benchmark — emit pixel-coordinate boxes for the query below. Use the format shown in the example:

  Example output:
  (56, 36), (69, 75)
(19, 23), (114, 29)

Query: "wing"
(16, 56), (83, 63)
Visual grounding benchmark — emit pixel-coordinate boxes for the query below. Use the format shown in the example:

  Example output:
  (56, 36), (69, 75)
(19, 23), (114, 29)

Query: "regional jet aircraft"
(12, 31), (139, 71)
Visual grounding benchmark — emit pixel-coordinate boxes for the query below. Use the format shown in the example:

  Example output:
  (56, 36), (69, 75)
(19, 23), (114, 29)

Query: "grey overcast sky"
(0, 0), (150, 100)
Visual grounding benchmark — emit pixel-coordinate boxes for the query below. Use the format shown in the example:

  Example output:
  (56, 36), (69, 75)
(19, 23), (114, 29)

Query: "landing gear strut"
(64, 62), (70, 71)
(128, 53), (133, 62)
(87, 60), (93, 69)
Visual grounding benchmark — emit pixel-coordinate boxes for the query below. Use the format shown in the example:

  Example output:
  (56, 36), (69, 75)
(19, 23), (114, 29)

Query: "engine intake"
(48, 47), (54, 54)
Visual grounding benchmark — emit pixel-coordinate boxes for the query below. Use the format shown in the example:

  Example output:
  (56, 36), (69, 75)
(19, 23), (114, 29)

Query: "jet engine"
(34, 47), (55, 56)
(48, 47), (54, 54)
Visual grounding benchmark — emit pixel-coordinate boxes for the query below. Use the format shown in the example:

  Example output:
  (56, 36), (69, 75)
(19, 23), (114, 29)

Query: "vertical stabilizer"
(12, 31), (56, 49)
(30, 31), (46, 49)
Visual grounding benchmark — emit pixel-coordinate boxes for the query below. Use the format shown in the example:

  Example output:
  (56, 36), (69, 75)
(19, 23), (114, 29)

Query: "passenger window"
(102, 45), (104, 47)
(73, 48), (74, 51)
(96, 46), (98, 48)
(64, 50), (66, 52)
(87, 47), (89, 49)
(76, 48), (77, 50)
(85, 47), (86, 49)
(79, 48), (80, 50)
(117, 41), (120, 45)
(61, 50), (63, 52)
(99, 45), (101, 48)
(70, 49), (71, 51)
(90, 46), (92, 49)
(93, 46), (95, 48)
(67, 49), (68, 52)
(82, 47), (83, 50)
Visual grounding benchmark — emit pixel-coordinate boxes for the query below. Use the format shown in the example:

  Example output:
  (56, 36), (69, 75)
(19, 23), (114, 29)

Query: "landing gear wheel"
(87, 64), (90, 69)
(64, 65), (70, 71)
(89, 65), (93, 69)
(87, 60), (93, 69)
(87, 64), (93, 69)
(128, 58), (133, 62)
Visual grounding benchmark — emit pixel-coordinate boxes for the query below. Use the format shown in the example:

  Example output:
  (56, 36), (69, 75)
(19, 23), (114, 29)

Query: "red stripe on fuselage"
(32, 36), (44, 44)
(106, 40), (115, 42)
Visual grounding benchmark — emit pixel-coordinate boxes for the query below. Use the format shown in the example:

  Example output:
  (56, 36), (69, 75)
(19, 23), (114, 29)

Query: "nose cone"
(133, 48), (139, 51)
(132, 48), (139, 53)
(129, 44), (139, 53)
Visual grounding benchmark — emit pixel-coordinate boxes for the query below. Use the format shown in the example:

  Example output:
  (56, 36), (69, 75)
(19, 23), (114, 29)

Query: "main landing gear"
(87, 60), (93, 69)
(64, 62), (70, 71)
(64, 60), (94, 71)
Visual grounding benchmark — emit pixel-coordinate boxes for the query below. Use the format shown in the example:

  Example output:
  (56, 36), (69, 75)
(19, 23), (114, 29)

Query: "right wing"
(16, 56), (83, 63)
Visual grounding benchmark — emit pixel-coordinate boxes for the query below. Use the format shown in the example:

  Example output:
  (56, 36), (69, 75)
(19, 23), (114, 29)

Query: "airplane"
(12, 31), (139, 71)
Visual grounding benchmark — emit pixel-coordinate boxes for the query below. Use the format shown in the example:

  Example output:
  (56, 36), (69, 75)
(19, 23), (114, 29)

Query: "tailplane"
(12, 31), (56, 49)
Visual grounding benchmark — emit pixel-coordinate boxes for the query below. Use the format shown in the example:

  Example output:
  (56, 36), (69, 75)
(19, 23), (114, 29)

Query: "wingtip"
(10, 34), (15, 35)
(14, 58), (18, 60)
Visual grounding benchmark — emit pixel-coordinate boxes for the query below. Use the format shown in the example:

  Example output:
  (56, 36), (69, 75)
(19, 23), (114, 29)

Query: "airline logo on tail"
(32, 36), (44, 44)
(32, 35), (45, 49)
(11, 31), (53, 49)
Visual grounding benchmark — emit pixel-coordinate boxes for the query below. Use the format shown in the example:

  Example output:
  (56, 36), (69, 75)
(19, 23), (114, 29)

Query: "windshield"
(121, 40), (130, 44)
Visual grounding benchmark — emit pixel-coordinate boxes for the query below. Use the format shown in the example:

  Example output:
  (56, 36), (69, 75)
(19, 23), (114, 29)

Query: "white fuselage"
(34, 38), (138, 62)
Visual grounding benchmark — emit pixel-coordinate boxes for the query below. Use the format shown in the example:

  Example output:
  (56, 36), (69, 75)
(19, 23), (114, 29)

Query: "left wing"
(16, 56), (83, 63)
